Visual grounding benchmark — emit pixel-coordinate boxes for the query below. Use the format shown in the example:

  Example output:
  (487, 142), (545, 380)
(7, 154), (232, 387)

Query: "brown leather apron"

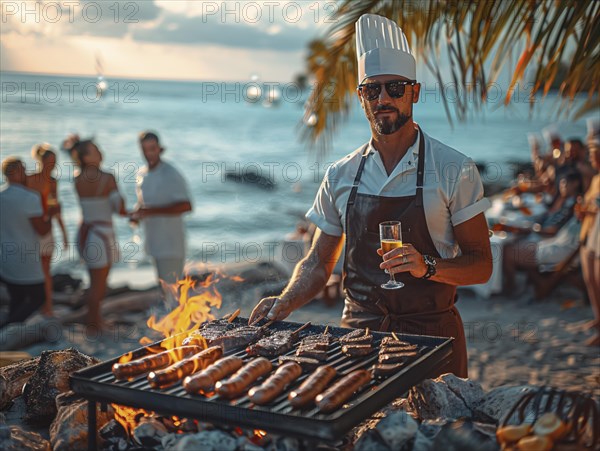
(340, 127), (468, 377)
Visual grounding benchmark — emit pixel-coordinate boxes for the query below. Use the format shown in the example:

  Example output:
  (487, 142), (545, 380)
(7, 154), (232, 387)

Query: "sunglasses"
(358, 80), (417, 101)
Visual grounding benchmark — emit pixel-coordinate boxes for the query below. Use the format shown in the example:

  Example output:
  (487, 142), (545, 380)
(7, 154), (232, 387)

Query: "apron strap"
(415, 126), (426, 208)
(347, 144), (370, 207)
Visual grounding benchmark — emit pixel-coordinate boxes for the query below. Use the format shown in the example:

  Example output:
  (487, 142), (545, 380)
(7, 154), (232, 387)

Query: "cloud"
(130, 11), (312, 51)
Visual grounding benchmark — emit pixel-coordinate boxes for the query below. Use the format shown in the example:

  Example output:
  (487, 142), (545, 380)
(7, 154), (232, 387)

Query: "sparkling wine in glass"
(379, 221), (404, 289)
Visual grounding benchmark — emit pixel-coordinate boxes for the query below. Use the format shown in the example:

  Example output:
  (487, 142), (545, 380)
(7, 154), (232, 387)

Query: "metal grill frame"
(71, 319), (453, 448)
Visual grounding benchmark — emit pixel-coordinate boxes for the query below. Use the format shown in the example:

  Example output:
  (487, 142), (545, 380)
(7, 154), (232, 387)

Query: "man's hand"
(248, 296), (294, 325)
(378, 243), (427, 278)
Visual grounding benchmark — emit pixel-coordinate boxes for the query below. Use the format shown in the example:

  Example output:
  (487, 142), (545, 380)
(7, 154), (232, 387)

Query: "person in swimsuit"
(66, 137), (126, 332)
(249, 14), (492, 378)
(26, 143), (68, 317)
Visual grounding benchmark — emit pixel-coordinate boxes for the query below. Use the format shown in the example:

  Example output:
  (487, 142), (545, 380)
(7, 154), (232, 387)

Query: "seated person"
(502, 173), (582, 294)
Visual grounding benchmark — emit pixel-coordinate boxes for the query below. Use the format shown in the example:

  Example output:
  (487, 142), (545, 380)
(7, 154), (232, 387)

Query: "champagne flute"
(379, 221), (404, 289)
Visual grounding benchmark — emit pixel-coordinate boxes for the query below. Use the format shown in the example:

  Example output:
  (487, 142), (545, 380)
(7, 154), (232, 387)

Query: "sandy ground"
(9, 270), (600, 400)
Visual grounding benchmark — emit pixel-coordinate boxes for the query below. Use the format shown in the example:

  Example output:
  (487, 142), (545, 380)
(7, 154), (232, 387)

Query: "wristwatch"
(421, 255), (437, 279)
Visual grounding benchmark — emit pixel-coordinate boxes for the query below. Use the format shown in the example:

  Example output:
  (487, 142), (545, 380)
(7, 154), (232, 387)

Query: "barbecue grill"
(71, 318), (453, 450)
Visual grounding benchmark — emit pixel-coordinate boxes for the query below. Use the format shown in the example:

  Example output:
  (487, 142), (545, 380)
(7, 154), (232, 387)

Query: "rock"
(23, 349), (98, 423)
(99, 419), (127, 442)
(474, 385), (535, 423)
(431, 418), (499, 451)
(0, 425), (50, 451)
(172, 430), (237, 451)
(274, 436), (300, 451)
(162, 432), (183, 451)
(353, 429), (391, 451)
(49, 391), (113, 451)
(133, 417), (167, 448)
(376, 410), (418, 450)
(0, 356), (40, 410)
(412, 419), (449, 451)
(408, 374), (485, 421)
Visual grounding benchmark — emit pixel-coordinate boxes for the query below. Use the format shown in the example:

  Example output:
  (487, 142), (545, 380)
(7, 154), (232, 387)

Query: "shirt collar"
(366, 129), (421, 177)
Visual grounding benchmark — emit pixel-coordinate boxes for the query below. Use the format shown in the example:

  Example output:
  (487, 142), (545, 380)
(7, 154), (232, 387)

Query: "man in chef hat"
(250, 14), (492, 377)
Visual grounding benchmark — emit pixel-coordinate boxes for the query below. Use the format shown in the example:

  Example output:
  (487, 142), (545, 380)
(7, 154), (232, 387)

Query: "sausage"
(248, 362), (302, 405)
(215, 357), (272, 399)
(183, 356), (243, 394)
(147, 346), (223, 388)
(341, 344), (373, 357)
(377, 351), (417, 364)
(288, 365), (337, 408)
(112, 345), (202, 379)
(315, 369), (371, 413)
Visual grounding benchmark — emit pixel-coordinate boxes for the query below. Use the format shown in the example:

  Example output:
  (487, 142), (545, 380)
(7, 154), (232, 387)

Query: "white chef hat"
(356, 14), (416, 84)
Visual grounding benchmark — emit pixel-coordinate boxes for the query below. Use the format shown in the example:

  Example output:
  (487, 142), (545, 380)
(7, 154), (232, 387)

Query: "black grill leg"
(88, 400), (97, 451)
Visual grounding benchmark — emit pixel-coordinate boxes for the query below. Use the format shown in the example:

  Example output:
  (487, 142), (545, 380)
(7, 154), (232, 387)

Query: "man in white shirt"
(132, 132), (192, 285)
(0, 157), (56, 326)
(249, 14), (492, 377)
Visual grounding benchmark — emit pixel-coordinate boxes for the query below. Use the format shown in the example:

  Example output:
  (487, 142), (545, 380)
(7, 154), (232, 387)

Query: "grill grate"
(71, 319), (453, 446)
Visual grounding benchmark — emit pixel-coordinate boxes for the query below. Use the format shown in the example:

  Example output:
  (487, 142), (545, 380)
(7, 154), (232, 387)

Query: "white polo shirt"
(306, 129), (490, 259)
(137, 161), (191, 259)
(0, 183), (45, 284)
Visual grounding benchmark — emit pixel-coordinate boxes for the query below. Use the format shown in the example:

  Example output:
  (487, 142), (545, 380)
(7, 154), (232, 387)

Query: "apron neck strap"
(415, 126), (425, 208)
(347, 144), (370, 206)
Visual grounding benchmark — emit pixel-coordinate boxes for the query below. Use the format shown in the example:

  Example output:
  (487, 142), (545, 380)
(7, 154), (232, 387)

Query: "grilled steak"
(210, 325), (266, 350)
(246, 322), (311, 357)
(247, 330), (295, 357)
(183, 319), (236, 345)
(295, 346), (328, 361)
(342, 344), (373, 357)
(339, 328), (365, 343)
(299, 332), (333, 351)
(380, 337), (413, 347)
(340, 329), (373, 345)
(379, 345), (417, 354)
(278, 355), (320, 371)
(372, 363), (403, 379)
(378, 351), (418, 364)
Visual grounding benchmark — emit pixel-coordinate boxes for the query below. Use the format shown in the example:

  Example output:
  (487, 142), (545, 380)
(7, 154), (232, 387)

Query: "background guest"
(68, 138), (126, 332)
(0, 157), (56, 326)
(26, 143), (68, 317)
(131, 131), (192, 286)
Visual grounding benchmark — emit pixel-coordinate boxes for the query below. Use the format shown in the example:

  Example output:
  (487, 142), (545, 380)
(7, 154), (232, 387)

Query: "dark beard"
(370, 106), (411, 135)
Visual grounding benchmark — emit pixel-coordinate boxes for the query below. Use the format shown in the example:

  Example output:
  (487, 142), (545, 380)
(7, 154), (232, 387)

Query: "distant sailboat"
(95, 53), (108, 98)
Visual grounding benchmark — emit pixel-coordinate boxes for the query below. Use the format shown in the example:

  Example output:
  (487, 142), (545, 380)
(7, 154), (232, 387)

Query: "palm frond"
(302, 0), (600, 153)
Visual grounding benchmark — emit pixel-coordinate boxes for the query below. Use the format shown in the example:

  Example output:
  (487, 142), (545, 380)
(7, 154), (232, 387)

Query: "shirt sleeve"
(306, 165), (344, 236)
(449, 158), (491, 226)
(168, 167), (191, 204)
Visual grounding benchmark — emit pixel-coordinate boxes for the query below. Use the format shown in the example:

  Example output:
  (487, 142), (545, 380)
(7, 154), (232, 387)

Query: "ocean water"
(0, 72), (593, 274)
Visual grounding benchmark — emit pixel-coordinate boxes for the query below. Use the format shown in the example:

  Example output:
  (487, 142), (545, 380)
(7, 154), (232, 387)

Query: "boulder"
(49, 391), (113, 451)
(0, 424), (50, 451)
(474, 385), (535, 423)
(408, 374), (485, 421)
(23, 349), (98, 423)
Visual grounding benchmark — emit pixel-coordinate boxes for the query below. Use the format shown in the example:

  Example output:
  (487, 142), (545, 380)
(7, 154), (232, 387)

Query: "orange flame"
(141, 274), (222, 350)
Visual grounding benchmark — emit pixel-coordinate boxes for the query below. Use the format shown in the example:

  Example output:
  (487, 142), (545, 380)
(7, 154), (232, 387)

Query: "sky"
(0, 0), (337, 82)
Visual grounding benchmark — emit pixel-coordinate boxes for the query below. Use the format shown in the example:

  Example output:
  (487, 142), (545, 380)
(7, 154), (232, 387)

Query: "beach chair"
(529, 244), (587, 301)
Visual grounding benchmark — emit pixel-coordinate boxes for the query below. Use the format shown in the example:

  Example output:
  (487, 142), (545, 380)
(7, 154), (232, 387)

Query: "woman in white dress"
(67, 137), (126, 331)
